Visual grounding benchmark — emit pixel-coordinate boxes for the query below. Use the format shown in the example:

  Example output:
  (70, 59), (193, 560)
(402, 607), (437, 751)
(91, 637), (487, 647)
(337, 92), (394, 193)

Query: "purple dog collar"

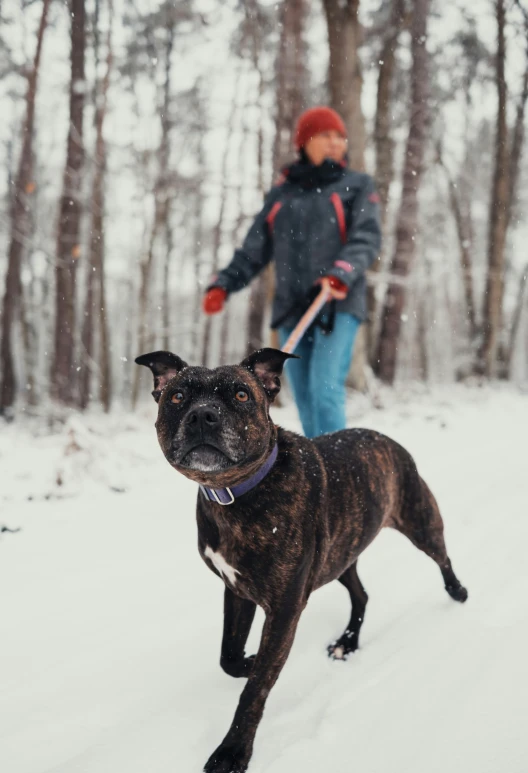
(200, 444), (279, 506)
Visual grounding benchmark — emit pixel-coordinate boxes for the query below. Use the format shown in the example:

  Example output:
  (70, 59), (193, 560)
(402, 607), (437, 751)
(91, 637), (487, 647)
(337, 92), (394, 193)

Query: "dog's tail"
(393, 455), (468, 602)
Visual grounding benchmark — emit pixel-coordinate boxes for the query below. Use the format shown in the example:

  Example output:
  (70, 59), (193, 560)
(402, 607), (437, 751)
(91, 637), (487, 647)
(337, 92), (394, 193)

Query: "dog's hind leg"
(220, 588), (257, 678)
(327, 561), (368, 660)
(395, 470), (468, 603)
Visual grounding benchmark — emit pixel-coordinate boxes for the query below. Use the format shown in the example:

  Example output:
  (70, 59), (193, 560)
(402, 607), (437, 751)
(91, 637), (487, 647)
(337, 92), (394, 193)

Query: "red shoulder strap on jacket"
(266, 201), (282, 234)
(330, 192), (347, 245)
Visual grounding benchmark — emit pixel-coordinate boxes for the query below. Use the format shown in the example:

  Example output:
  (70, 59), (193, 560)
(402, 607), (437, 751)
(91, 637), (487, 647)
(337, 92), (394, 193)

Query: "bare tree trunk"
(191, 135), (206, 358)
(161, 212), (173, 352)
(222, 79), (252, 364)
(79, 0), (100, 411)
(79, 246), (95, 409)
(51, 0), (86, 406)
(80, 0), (113, 411)
(245, 0), (309, 358)
(272, 0), (309, 173)
(201, 69), (242, 367)
(0, 0), (51, 415)
(477, 0), (509, 377)
(417, 294), (429, 383)
(497, 3), (528, 378)
(246, 270), (269, 354)
(367, 0), (406, 361)
(98, 224), (112, 411)
(245, 85), (271, 358)
(97, 1), (113, 412)
(323, 0), (368, 389)
(13, 125), (39, 409)
(507, 1), (528, 233)
(131, 20), (174, 406)
(322, 0), (365, 171)
(375, 0), (430, 384)
(506, 77), (528, 231)
(19, 286), (37, 404)
(436, 147), (476, 339)
(373, 0), (405, 227)
(505, 264), (528, 377)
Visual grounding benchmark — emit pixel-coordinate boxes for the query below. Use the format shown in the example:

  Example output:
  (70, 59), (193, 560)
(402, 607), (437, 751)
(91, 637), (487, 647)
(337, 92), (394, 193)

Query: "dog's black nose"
(186, 405), (220, 428)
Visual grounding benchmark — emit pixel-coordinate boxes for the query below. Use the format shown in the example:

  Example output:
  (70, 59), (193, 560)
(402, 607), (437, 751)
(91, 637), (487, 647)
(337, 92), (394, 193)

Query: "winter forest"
(1, 2), (527, 773)
(1, 0), (528, 416)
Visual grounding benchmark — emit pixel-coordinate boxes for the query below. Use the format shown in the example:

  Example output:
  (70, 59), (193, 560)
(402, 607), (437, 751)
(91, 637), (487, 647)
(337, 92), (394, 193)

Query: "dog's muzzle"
(177, 443), (233, 472)
(170, 406), (234, 471)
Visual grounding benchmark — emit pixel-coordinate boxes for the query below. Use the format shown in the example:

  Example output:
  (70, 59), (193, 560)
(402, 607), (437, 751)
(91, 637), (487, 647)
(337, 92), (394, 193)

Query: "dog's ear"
(240, 348), (298, 402)
(135, 351), (188, 402)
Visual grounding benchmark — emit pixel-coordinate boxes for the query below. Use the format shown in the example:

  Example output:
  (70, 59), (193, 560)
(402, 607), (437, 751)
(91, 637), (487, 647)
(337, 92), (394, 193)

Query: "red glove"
(203, 287), (227, 315)
(317, 275), (348, 300)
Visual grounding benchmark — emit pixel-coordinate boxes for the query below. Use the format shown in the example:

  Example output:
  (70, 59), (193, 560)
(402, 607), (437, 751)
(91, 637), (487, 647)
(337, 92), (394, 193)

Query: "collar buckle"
(210, 487), (235, 506)
(200, 443), (278, 506)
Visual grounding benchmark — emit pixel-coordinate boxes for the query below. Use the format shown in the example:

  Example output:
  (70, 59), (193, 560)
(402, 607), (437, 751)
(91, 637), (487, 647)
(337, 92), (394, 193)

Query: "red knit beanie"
(294, 107), (347, 150)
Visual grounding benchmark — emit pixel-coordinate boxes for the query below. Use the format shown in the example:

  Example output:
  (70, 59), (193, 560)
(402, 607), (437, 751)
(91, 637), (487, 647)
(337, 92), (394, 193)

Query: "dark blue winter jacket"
(211, 157), (382, 329)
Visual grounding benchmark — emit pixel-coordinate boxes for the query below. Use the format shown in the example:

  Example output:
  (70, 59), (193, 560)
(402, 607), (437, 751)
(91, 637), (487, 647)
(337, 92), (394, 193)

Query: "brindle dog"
(136, 348), (468, 773)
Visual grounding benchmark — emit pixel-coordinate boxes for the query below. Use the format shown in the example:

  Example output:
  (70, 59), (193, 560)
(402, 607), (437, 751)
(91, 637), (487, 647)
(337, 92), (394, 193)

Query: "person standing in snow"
(202, 106), (381, 438)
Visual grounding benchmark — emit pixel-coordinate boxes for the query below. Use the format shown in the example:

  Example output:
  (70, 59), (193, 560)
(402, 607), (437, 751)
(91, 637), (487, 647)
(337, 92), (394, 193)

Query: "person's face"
(303, 130), (347, 166)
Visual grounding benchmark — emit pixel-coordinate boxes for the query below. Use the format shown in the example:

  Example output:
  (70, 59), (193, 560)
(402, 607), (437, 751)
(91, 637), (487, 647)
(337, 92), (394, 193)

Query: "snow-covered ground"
(1, 385), (527, 773)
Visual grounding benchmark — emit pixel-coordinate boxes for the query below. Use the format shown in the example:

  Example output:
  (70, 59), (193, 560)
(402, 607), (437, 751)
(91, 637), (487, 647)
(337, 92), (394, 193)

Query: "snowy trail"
(1, 387), (527, 773)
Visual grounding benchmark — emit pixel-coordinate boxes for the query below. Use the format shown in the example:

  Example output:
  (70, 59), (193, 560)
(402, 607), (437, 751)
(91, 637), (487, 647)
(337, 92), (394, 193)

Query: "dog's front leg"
(220, 588), (257, 678)
(204, 595), (304, 773)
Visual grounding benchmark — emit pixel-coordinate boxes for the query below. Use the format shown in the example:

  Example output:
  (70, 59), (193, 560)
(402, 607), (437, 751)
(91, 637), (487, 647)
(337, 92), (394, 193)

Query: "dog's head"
(135, 348), (296, 487)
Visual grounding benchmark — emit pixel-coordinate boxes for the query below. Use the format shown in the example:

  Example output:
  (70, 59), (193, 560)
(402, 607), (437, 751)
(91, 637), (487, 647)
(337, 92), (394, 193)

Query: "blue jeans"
(278, 313), (360, 438)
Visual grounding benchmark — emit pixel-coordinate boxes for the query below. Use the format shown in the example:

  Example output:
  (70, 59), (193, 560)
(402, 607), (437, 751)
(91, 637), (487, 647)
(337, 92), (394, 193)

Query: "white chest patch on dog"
(205, 546), (240, 586)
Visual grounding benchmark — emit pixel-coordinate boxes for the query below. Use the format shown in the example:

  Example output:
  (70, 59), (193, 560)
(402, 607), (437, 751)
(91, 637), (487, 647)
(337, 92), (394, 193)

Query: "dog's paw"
(203, 742), (251, 773)
(445, 583), (468, 603)
(327, 643), (348, 661)
(327, 632), (359, 661)
(220, 654), (255, 678)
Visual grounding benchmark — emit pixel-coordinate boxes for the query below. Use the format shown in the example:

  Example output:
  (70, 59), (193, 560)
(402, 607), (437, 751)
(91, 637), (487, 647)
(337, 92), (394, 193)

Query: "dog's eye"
(235, 390), (249, 403)
(171, 391), (184, 404)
